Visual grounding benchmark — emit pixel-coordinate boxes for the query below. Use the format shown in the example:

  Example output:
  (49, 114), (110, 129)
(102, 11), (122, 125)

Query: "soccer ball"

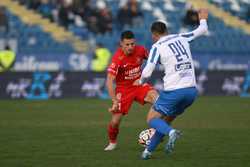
(138, 128), (155, 147)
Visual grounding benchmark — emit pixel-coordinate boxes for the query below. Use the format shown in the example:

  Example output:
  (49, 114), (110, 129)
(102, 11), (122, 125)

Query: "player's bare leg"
(104, 113), (123, 151)
(144, 89), (159, 104)
(146, 107), (175, 124)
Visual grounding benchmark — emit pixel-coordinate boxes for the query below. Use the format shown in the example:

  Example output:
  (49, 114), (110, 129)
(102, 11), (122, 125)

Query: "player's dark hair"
(151, 21), (168, 35)
(120, 30), (135, 40)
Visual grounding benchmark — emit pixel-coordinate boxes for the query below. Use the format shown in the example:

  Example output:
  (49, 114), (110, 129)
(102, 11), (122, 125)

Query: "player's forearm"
(106, 77), (116, 101)
(193, 19), (208, 37)
(199, 19), (208, 34)
(139, 63), (155, 84)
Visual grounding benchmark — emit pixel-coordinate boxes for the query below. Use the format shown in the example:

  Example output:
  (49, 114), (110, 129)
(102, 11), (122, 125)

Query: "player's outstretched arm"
(139, 63), (156, 84)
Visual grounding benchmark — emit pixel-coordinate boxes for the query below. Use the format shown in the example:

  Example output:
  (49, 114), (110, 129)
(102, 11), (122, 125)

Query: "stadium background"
(0, 0), (250, 98)
(0, 0), (250, 167)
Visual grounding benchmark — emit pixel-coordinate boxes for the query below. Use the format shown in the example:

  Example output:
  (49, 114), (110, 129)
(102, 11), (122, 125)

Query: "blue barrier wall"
(0, 71), (249, 99)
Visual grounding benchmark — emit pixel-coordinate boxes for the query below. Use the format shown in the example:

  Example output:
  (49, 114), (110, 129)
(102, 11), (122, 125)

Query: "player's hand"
(108, 99), (119, 113)
(133, 79), (141, 86)
(198, 9), (208, 20)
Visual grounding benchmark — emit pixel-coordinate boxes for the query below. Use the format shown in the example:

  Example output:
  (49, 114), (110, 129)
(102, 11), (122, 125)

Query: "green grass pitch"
(0, 97), (250, 167)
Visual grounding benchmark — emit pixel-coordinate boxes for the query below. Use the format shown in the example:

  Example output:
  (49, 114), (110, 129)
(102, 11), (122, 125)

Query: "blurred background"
(1, 1), (250, 166)
(0, 0), (250, 99)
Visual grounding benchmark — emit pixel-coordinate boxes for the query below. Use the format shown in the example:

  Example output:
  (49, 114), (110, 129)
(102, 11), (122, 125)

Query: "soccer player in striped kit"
(137, 9), (209, 159)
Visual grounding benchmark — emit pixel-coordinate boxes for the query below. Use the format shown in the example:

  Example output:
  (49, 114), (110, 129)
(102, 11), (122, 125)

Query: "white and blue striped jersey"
(141, 20), (208, 91)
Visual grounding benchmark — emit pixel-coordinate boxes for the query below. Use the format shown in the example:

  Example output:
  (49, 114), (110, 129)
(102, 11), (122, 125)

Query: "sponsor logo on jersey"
(175, 62), (192, 71)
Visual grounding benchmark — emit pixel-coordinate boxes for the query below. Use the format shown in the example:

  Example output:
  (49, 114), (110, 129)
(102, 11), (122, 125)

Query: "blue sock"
(149, 118), (173, 135)
(147, 131), (164, 152)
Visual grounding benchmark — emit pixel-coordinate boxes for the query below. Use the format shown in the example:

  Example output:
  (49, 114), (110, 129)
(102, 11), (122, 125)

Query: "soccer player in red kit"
(104, 30), (159, 151)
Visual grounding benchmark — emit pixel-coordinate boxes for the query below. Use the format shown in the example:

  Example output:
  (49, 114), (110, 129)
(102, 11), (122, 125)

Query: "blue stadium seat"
(4, 0), (250, 56)
(5, 9), (75, 54)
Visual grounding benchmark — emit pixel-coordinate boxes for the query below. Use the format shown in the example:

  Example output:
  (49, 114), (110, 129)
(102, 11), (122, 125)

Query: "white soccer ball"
(138, 128), (155, 147)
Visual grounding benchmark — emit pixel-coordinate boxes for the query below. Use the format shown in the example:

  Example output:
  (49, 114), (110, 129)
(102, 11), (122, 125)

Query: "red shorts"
(114, 83), (154, 115)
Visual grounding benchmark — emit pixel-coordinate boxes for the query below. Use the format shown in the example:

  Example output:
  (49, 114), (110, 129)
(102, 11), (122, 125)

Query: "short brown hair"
(151, 21), (168, 34)
(120, 30), (135, 40)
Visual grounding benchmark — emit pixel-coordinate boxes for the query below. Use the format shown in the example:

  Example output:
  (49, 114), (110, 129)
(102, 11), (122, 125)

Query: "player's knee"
(110, 121), (120, 128)
(151, 90), (159, 102)
(145, 90), (159, 104)
(110, 115), (123, 127)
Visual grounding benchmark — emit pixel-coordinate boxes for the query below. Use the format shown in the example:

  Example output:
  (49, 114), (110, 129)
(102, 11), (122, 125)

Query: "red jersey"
(107, 45), (148, 87)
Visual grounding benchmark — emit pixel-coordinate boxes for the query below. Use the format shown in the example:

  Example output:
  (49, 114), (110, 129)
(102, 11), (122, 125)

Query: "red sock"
(108, 123), (119, 143)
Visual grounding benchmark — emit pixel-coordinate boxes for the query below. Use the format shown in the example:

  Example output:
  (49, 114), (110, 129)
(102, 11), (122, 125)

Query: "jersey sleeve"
(139, 45), (158, 83)
(147, 45), (160, 65)
(107, 56), (120, 76)
(180, 19), (208, 42)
